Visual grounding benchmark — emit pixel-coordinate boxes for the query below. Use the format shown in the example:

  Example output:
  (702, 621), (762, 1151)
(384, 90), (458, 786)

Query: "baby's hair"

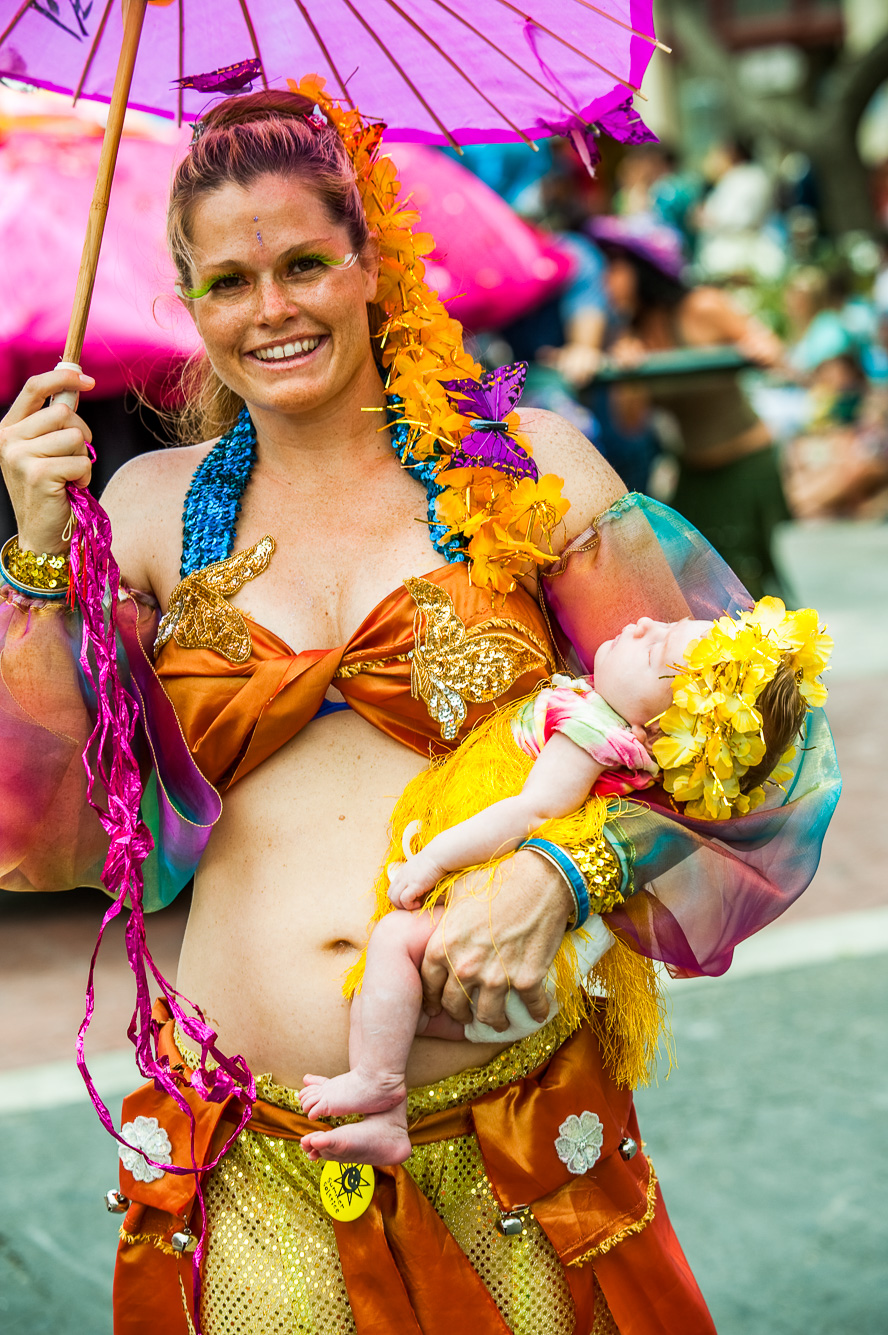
(739, 657), (808, 793)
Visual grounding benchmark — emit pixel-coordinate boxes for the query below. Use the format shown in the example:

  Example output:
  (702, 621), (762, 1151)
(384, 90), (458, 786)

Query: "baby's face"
(593, 617), (713, 726)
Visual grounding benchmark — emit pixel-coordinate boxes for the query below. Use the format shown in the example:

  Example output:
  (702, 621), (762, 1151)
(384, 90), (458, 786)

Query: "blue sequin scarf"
(180, 404), (467, 579)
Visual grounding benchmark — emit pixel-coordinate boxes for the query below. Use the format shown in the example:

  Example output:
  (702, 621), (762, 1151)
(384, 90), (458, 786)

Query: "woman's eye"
(290, 256), (325, 276)
(212, 274), (244, 291)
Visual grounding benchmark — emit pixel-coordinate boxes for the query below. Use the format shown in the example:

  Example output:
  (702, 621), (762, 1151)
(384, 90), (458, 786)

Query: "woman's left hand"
(420, 849), (574, 1033)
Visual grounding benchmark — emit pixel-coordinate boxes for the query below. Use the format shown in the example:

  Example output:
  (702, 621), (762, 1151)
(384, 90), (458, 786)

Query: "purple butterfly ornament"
(442, 361), (538, 480)
(175, 58), (263, 94)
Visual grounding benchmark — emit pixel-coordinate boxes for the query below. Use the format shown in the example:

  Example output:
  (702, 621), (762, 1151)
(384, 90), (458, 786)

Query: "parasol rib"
(379, 0), (536, 146)
(238, 0), (269, 89)
(340, 0), (461, 149)
(0, 0), (33, 50)
(492, 0), (647, 98)
(294, 0), (354, 106)
(567, 0), (671, 53)
(73, 0), (114, 107)
(423, 0), (581, 120)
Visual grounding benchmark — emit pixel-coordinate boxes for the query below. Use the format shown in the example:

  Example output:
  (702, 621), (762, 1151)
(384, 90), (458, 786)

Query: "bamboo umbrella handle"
(53, 0), (149, 410)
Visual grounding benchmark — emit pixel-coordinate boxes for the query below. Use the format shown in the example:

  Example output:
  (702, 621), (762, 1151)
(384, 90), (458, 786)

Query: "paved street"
(1, 519), (886, 1334)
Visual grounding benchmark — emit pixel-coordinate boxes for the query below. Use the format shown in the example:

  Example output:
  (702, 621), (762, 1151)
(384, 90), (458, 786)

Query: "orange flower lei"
(291, 75), (570, 596)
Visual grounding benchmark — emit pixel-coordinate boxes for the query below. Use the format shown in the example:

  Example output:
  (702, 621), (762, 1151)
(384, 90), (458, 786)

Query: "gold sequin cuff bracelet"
(561, 832), (628, 916)
(0, 535), (70, 600)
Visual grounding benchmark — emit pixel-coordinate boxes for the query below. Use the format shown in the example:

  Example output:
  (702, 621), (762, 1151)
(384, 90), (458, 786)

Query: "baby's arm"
(389, 734), (603, 908)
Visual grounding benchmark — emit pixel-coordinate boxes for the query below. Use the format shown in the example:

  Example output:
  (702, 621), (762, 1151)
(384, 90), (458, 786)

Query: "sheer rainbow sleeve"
(0, 584), (220, 907)
(0, 587), (108, 891)
(541, 493), (842, 979)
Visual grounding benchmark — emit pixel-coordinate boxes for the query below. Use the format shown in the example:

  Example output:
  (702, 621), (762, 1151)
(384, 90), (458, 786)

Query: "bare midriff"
(175, 707), (511, 1091)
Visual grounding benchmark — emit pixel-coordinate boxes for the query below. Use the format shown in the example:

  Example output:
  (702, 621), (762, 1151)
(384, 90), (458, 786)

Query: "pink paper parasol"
(1, 0), (660, 142)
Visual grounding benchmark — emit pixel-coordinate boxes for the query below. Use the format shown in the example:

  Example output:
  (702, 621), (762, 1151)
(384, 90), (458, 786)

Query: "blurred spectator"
(614, 144), (703, 247)
(588, 215), (788, 598)
(783, 382), (888, 520)
(612, 144), (668, 217)
(779, 266), (888, 519)
(695, 139), (786, 283)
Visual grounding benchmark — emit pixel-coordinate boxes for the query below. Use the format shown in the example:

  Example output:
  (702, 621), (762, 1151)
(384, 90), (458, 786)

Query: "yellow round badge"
(320, 1160), (376, 1222)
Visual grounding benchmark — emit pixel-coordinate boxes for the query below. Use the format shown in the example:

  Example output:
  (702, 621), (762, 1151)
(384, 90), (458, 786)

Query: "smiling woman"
(0, 87), (840, 1335)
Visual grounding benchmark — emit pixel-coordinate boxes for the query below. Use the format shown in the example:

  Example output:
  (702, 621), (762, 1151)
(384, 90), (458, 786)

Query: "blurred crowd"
(457, 134), (888, 599)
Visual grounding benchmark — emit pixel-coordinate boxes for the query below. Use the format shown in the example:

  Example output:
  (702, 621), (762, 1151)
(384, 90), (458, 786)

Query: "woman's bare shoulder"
(100, 441), (217, 597)
(518, 407), (626, 540)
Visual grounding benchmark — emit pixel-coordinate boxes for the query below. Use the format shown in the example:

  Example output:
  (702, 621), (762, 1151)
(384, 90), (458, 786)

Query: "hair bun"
(195, 88), (321, 136)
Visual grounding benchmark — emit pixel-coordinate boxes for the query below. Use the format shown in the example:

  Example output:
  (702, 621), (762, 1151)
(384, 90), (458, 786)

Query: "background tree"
(667, 0), (888, 235)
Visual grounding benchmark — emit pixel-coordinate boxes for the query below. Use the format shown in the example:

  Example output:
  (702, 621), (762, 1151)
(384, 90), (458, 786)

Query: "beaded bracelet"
(568, 832), (627, 916)
(521, 838), (591, 929)
(0, 535), (70, 600)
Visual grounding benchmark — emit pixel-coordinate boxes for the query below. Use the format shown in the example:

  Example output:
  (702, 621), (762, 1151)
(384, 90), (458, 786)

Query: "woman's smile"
(246, 332), (328, 366)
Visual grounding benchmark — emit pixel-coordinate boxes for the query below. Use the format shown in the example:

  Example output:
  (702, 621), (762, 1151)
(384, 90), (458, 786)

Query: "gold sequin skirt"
(195, 1018), (621, 1335)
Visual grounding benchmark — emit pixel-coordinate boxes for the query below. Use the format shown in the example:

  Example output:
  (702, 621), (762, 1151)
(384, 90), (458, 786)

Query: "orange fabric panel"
(154, 563), (555, 788)
(113, 1003), (716, 1335)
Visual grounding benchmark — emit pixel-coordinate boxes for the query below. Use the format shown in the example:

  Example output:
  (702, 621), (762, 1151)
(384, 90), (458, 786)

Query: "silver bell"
(496, 1209), (526, 1237)
(618, 1136), (638, 1160)
(171, 1229), (197, 1254)
(105, 1189), (130, 1214)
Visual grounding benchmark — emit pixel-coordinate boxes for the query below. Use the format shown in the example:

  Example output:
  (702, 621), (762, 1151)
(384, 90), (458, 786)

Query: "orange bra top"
(152, 536), (556, 789)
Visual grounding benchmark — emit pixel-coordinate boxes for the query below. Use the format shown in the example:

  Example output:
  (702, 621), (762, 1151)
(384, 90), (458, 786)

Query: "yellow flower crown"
(651, 597), (833, 821)
(291, 76), (569, 595)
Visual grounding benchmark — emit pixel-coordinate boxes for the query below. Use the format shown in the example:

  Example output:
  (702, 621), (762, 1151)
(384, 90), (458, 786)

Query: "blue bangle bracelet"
(521, 837), (591, 929)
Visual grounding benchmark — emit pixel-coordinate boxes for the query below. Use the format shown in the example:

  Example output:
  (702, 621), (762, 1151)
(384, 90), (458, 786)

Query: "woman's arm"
(681, 286), (783, 367)
(541, 490), (841, 977)
(0, 370), (106, 890)
(0, 371), (208, 897)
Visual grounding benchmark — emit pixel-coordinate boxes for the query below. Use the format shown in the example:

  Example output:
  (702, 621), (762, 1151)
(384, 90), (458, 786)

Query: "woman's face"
(604, 256), (638, 317)
(180, 172), (379, 418)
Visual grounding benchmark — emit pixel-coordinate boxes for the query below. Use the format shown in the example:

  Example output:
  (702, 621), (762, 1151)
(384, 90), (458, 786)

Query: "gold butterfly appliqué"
(154, 536), (276, 665)
(405, 576), (553, 740)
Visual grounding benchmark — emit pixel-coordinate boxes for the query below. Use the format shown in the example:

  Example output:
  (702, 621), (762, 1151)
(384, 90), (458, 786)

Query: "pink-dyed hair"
(167, 89), (372, 442)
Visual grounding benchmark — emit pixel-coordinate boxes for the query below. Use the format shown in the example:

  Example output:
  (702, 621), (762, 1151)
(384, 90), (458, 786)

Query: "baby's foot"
(300, 1068), (406, 1118)
(301, 1107), (411, 1166)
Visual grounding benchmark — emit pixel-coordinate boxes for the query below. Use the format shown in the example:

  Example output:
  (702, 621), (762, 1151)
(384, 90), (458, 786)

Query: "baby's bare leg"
(300, 909), (439, 1120)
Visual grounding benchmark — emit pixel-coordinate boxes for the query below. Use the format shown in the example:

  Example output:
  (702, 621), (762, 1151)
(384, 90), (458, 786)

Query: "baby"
(298, 616), (713, 1164)
(299, 604), (821, 1163)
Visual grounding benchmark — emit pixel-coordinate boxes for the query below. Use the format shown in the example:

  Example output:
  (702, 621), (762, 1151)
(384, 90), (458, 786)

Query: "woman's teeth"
(253, 336), (321, 361)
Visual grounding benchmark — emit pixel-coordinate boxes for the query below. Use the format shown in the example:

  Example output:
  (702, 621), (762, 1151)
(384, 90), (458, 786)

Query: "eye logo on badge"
(320, 1160), (376, 1221)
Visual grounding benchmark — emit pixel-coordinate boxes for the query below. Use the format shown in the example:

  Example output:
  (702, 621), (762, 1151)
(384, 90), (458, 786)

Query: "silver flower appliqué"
(118, 1115), (173, 1183)
(555, 1110), (604, 1174)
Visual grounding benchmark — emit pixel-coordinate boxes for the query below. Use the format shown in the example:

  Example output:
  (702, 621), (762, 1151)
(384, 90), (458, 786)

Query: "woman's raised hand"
(0, 368), (95, 554)
(420, 849), (574, 1033)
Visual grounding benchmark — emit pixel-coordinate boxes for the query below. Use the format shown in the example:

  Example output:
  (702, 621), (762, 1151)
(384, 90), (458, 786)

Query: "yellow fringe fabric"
(344, 701), (670, 1088)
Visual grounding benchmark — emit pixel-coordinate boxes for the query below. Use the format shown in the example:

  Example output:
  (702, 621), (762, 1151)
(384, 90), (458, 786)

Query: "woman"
(0, 92), (838, 1335)
(589, 216), (788, 599)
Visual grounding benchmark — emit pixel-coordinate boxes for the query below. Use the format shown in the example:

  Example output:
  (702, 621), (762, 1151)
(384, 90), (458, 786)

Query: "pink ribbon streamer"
(67, 478), (255, 1328)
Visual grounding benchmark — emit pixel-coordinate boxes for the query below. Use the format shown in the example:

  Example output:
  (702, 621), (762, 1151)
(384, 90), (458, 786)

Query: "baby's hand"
(629, 722), (655, 755)
(387, 853), (442, 909)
